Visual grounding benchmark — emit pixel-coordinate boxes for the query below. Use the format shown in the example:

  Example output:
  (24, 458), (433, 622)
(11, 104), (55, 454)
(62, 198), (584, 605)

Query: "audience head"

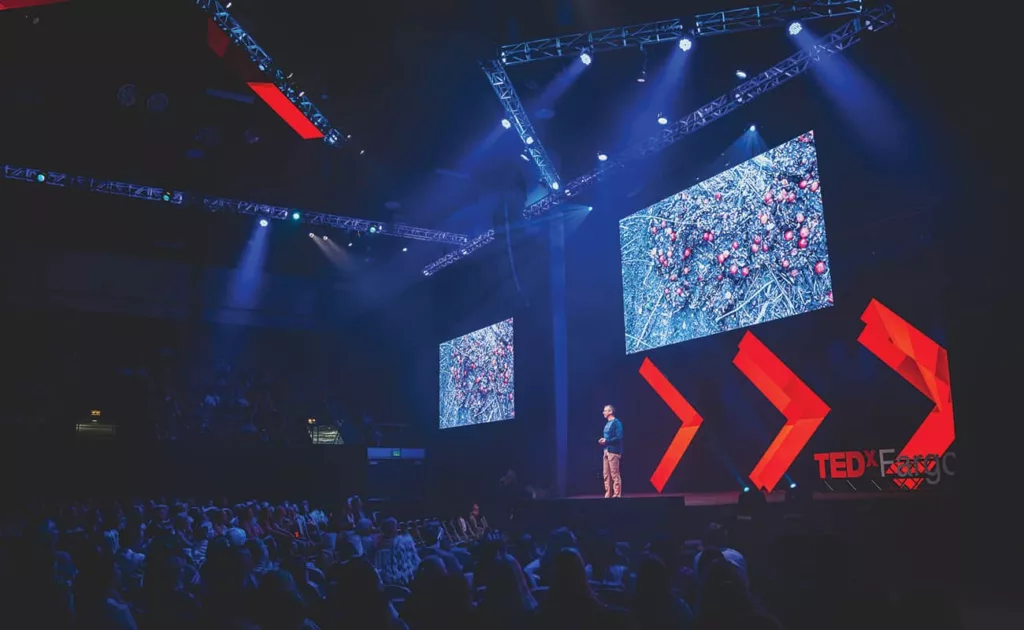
(480, 552), (537, 614)
(380, 517), (399, 538)
(255, 570), (306, 630)
(548, 547), (594, 603)
(703, 522), (729, 550)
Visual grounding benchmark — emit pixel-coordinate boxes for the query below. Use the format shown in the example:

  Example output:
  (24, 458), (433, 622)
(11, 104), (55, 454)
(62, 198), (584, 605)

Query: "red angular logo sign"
(733, 332), (831, 493)
(639, 358), (704, 493)
(858, 299), (954, 489)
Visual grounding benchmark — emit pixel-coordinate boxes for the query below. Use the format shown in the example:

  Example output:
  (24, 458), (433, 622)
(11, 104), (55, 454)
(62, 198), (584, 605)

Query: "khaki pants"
(603, 451), (622, 498)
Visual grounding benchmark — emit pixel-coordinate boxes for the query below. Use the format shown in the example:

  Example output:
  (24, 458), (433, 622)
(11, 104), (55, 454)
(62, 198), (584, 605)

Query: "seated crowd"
(0, 494), (955, 630)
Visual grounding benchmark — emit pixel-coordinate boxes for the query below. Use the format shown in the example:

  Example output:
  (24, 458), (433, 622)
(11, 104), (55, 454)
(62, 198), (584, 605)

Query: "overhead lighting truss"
(484, 62), (560, 191)
(1, 164), (470, 246)
(498, 19), (685, 67)
(694, 0), (863, 37)
(195, 0), (346, 146)
(422, 230), (496, 277)
(2, 165), (186, 204)
(497, 2), (861, 66)
(523, 3), (895, 218)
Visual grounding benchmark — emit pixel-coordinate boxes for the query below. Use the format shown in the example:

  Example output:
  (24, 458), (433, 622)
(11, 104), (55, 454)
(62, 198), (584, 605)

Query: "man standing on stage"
(599, 404), (623, 498)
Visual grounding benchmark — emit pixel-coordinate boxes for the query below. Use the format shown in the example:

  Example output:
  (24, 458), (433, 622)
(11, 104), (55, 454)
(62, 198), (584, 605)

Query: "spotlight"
(348, 242), (353, 247)
(550, 181), (560, 191)
(292, 212), (300, 220)
(525, 136), (534, 145)
(359, 149), (365, 155)
(749, 124), (757, 132)
(788, 21), (802, 36)
(368, 225), (378, 234)
(259, 219), (268, 227)
(657, 114), (668, 125)
(789, 482), (797, 489)
(637, 71), (646, 83)
(501, 119), (511, 129)
(597, 153), (608, 161)
(736, 70), (747, 79)
(309, 232), (315, 238)
(322, 235), (328, 241)
(580, 52), (592, 66)
(225, 1), (232, 7)
(35, 173), (46, 183)
(743, 486), (750, 493)
(161, 191), (172, 202)
(679, 37), (692, 51)
(402, 247), (408, 252)
(520, 153), (530, 162)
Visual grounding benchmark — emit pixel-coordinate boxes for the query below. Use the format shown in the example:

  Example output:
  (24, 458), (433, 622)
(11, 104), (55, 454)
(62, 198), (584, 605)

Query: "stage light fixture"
(597, 153), (608, 161)
(35, 173), (46, 183)
(580, 52), (592, 66)
(520, 154), (530, 162)
(402, 247), (408, 252)
(550, 182), (560, 191)
(749, 124), (757, 132)
(637, 70), (647, 83)
(501, 118), (511, 129)
(679, 38), (692, 51)
(322, 235), (328, 241)
(789, 482), (797, 489)
(308, 232), (315, 238)
(743, 486), (750, 492)
(736, 70), (747, 79)
(359, 150), (365, 155)
(348, 242), (353, 247)
(788, 22), (803, 36)
(292, 212), (300, 220)
(368, 225), (378, 234)
(259, 219), (268, 227)
(657, 114), (668, 125)
(525, 136), (534, 145)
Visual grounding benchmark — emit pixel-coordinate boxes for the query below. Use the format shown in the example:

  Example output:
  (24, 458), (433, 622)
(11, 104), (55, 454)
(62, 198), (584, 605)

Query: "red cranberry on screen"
(753, 235), (761, 244)
(732, 241), (739, 250)
(760, 213), (769, 224)
(781, 178), (789, 187)
(782, 259), (790, 269)
(651, 226), (658, 234)
(751, 244), (760, 253)
(784, 230), (794, 241)
(799, 226), (810, 238)
(730, 264), (738, 274)
(798, 181), (807, 189)
(683, 247), (692, 258)
(741, 267), (750, 277)
(707, 231), (715, 242)
(810, 181), (820, 192)
(791, 269), (799, 277)
(715, 192), (723, 201)
(787, 192), (796, 203)
(827, 291), (834, 303)
(798, 238), (808, 249)
(669, 274), (677, 282)
(796, 212), (805, 223)
(814, 261), (826, 274)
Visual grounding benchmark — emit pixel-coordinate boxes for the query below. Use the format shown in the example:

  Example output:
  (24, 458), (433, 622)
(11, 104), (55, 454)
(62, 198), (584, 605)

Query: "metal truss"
(496, 2), (861, 66)
(523, 4), (895, 218)
(195, 0), (345, 146)
(203, 198), (468, 245)
(484, 62), (561, 191)
(695, 0), (863, 36)
(3, 165), (186, 204)
(1, 164), (470, 246)
(422, 230), (496, 276)
(498, 19), (685, 66)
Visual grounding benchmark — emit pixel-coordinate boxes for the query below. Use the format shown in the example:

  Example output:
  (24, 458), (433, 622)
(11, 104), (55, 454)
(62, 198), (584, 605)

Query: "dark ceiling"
(0, 0), (916, 287)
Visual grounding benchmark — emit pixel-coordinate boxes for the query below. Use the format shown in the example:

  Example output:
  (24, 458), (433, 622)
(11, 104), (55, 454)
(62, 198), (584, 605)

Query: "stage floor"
(563, 490), (918, 505)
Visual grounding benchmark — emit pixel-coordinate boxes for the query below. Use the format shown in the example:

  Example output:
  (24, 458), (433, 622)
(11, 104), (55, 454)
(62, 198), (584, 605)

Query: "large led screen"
(439, 318), (515, 429)
(620, 131), (833, 354)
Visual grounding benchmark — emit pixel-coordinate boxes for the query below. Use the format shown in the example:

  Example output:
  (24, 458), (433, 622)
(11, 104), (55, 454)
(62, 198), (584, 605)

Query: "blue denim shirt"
(603, 418), (623, 455)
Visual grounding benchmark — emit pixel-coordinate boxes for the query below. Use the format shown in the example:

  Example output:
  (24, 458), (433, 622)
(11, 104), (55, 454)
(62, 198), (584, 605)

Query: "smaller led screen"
(439, 318), (515, 429)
